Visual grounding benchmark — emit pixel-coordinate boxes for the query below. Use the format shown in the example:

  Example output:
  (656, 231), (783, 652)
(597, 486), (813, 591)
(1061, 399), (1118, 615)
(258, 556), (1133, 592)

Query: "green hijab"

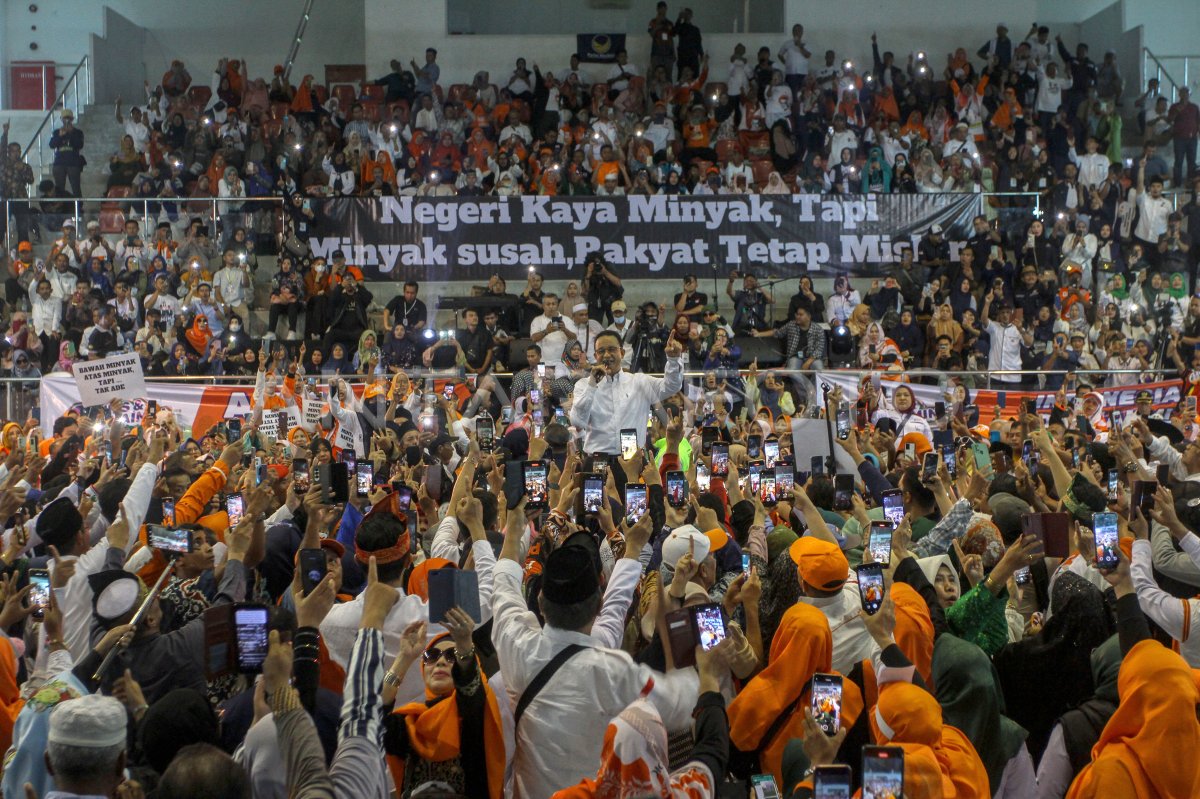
(1089, 634), (1122, 705)
(932, 634), (1029, 792)
(1168, 272), (1188, 300)
(1108, 273), (1129, 300)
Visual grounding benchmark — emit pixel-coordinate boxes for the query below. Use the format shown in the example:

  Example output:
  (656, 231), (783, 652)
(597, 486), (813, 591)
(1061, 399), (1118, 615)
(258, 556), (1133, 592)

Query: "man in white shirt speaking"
(571, 329), (684, 458)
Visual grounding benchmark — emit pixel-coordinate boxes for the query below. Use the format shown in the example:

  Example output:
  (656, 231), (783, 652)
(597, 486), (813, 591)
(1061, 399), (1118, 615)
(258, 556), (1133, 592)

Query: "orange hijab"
(892, 582), (936, 688)
(391, 633), (506, 799)
(1066, 640), (1200, 799)
(0, 636), (24, 754)
(870, 681), (990, 799)
(728, 603), (863, 786)
(185, 315), (212, 353)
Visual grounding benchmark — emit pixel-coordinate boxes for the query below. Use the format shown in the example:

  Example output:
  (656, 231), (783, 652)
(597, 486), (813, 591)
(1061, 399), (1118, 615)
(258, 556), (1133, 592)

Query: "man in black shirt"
(674, 8), (703, 80)
(456, 308), (495, 375)
(324, 275), (373, 353)
(966, 214), (1002, 265)
(384, 281), (427, 332)
(371, 59), (416, 105)
(918, 224), (951, 275)
(674, 275), (708, 318)
(584, 257), (623, 324)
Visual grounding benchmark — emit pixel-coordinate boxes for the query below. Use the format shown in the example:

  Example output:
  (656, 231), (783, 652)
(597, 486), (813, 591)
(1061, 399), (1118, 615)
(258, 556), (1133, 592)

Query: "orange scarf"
(184, 316), (212, 354)
(728, 603), (863, 786)
(1066, 640), (1200, 799)
(892, 582), (936, 688)
(0, 637), (24, 754)
(870, 682), (990, 799)
(390, 634), (506, 799)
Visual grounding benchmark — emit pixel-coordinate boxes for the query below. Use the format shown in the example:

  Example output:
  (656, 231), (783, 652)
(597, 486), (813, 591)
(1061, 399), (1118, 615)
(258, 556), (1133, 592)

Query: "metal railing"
(6, 366), (1177, 422)
(1, 195), (284, 251)
(19, 55), (91, 181)
(1142, 48), (1196, 103)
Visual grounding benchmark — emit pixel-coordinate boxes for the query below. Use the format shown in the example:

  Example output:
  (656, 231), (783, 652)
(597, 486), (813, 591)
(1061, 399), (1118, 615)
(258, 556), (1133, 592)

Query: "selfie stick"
(821, 383), (837, 476)
(92, 561), (176, 683)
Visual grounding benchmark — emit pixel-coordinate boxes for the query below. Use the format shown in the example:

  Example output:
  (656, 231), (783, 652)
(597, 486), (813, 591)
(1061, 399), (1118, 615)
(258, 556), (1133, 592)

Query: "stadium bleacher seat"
(715, 140), (743, 164)
(750, 159), (774, 189)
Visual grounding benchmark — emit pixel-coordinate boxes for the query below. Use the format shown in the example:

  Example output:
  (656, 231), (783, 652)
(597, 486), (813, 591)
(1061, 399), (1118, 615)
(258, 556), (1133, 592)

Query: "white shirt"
(498, 123), (532, 147)
(574, 318), (606, 362)
(124, 118), (150, 153)
(48, 268), (77, 301)
(606, 319), (637, 368)
(606, 63), (639, 92)
(1134, 192), (1172, 242)
(529, 314), (577, 369)
(1071, 151), (1110, 189)
(214, 264), (249, 306)
(642, 119), (676, 154)
(30, 293), (63, 337)
(491, 558), (698, 799)
(1131, 537), (1200, 667)
(779, 40), (810, 76)
(320, 588), (443, 706)
(985, 319), (1023, 381)
(1036, 69), (1070, 114)
(801, 579), (881, 675)
(727, 59), (752, 97)
(571, 357), (684, 454)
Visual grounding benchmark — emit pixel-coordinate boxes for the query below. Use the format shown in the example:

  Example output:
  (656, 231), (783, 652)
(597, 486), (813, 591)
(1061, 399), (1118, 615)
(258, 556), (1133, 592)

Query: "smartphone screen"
(750, 774), (783, 799)
(856, 563), (885, 615)
(501, 406), (513, 424)
(523, 460), (549, 508)
(234, 605), (270, 674)
(776, 469), (794, 498)
(1093, 511), (1120, 570)
(696, 462), (711, 491)
(355, 463), (373, 497)
(747, 434), (762, 459)
(592, 454), (610, 478)
(582, 474), (604, 514)
(530, 388), (542, 406)
(833, 473), (853, 511)
(811, 673), (844, 736)
(812, 765), (852, 799)
(225, 493), (244, 527)
(759, 471), (777, 506)
(881, 489), (904, 526)
(904, 442), (916, 463)
(835, 404), (850, 440)
(869, 523), (894, 566)
(666, 470), (688, 507)
(620, 428), (638, 461)
(624, 484), (648, 525)
(1107, 468), (1119, 501)
(742, 552), (751, 576)
(28, 569), (50, 618)
(921, 451), (938, 483)
(298, 548), (326, 595)
(162, 496), (177, 528)
(1022, 438), (1034, 465)
(692, 603), (726, 651)
(443, 382), (456, 401)
(747, 462), (762, 494)
(701, 426), (718, 456)
(148, 524), (190, 555)
(395, 484), (413, 510)
(1014, 565), (1032, 585)
(862, 747), (905, 799)
(763, 439), (780, 468)
(292, 458), (310, 492)
(1157, 463), (1171, 485)
(811, 454), (824, 477)
(943, 445), (958, 479)
(340, 449), (357, 471)
(710, 442), (730, 477)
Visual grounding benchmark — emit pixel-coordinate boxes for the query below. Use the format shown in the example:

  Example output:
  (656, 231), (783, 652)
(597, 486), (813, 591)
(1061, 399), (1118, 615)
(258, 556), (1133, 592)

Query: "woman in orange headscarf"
(870, 681), (990, 799)
(182, 314), (212, 359)
(1066, 640), (1200, 799)
(728, 603), (863, 786)
(0, 423), (21, 457)
(0, 636), (24, 754)
(385, 612), (505, 799)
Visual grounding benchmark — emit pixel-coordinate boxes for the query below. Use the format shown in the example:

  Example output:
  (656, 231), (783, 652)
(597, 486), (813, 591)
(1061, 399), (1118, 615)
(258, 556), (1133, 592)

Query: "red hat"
(17, 241), (32, 253)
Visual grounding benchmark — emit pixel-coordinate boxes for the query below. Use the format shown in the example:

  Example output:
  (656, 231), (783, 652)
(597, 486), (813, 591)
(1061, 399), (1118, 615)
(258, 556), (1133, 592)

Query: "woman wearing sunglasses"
(383, 607), (505, 798)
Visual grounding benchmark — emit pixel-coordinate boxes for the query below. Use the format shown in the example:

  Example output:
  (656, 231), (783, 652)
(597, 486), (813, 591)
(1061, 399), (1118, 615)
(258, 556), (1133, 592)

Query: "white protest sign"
(72, 352), (147, 407)
(303, 397), (325, 429)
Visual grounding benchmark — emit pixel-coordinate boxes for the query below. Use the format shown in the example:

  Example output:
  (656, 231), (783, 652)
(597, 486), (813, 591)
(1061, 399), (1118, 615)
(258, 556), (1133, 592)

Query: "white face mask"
(230, 323), (241, 332)
(315, 264), (326, 272)
(613, 315), (625, 325)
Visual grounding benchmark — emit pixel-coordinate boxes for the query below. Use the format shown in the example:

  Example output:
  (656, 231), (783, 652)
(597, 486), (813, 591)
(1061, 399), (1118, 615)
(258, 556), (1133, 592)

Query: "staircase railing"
(1143, 48), (1196, 102)
(20, 55), (91, 180)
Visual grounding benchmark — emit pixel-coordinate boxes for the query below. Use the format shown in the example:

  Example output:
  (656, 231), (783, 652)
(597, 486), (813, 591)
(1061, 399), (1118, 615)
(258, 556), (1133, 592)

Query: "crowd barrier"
(20, 367), (1182, 439)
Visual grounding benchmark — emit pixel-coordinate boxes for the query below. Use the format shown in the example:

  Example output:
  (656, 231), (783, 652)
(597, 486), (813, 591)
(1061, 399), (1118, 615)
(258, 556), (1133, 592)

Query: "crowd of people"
(0, 10), (1199, 799)
(0, 305), (1197, 799)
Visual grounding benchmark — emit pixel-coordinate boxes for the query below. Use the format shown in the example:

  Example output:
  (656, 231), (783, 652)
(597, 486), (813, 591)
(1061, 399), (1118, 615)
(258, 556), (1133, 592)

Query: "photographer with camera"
(583, 254), (624, 324)
(726, 269), (773, 334)
(628, 301), (669, 374)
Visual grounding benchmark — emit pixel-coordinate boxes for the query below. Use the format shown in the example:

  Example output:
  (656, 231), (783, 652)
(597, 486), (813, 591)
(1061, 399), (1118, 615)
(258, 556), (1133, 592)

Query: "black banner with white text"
(306, 194), (984, 282)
